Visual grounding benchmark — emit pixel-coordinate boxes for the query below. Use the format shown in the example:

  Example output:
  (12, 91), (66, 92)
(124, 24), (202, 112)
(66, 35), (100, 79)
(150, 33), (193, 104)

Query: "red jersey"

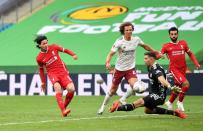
(36, 44), (75, 83)
(161, 40), (199, 71)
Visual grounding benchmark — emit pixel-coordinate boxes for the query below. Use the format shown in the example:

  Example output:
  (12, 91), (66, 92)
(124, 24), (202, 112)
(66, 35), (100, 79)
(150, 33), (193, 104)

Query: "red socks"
(55, 92), (65, 112)
(64, 92), (74, 108)
(169, 86), (189, 103)
(178, 86), (189, 102)
(55, 91), (74, 114)
(169, 91), (178, 103)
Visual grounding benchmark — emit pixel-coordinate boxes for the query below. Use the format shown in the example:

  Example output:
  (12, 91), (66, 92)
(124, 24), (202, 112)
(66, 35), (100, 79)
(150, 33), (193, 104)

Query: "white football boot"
(119, 98), (127, 105)
(177, 101), (185, 112)
(97, 105), (105, 115)
(165, 100), (173, 110)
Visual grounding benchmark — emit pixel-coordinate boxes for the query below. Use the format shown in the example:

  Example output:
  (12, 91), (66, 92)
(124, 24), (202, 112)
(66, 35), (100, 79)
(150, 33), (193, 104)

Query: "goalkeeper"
(109, 52), (187, 119)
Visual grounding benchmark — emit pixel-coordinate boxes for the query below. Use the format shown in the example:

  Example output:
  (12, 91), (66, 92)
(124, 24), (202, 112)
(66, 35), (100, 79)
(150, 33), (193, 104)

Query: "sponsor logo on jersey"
(46, 56), (57, 65)
(172, 50), (184, 56)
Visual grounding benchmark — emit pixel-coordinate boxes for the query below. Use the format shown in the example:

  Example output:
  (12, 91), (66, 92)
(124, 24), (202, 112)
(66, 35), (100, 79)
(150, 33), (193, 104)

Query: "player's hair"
(34, 35), (48, 48)
(168, 27), (178, 34)
(144, 52), (156, 59)
(119, 22), (134, 35)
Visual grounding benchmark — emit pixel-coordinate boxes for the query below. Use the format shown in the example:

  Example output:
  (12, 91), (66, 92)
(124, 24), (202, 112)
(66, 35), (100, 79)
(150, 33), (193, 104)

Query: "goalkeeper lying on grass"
(109, 52), (187, 119)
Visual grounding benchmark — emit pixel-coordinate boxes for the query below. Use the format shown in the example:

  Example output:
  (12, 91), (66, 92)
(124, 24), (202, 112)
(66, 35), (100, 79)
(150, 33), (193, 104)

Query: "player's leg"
(60, 74), (75, 109)
(97, 69), (123, 115)
(97, 83), (119, 114)
(112, 93), (162, 112)
(53, 82), (70, 117)
(64, 82), (75, 108)
(166, 90), (178, 109)
(170, 70), (188, 111)
(144, 107), (187, 119)
(177, 79), (190, 112)
(119, 77), (137, 105)
(119, 69), (147, 104)
(142, 94), (185, 118)
(110, 98), (144, 112)
(165, 70), (181, 110)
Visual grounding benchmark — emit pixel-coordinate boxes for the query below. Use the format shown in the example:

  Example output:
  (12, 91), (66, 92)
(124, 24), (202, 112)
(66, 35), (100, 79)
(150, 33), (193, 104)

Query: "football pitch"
(0, 96), (202, 131)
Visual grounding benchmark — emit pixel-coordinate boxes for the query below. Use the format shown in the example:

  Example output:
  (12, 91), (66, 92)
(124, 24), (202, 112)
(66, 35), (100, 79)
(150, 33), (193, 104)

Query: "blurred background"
(0, 0), (202, 96)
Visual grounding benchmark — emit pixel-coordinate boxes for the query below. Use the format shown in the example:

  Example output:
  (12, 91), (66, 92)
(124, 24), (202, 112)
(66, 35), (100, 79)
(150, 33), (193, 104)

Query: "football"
(133, 80), (148, 93)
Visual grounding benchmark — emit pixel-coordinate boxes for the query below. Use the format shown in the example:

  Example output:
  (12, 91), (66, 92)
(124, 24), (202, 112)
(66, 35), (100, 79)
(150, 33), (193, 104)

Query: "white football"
(133, 81), (148, 93)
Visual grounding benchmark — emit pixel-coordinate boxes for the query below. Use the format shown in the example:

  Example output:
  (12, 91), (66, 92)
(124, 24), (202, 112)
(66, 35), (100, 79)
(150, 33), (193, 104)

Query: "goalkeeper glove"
(168, 85), (182, 93)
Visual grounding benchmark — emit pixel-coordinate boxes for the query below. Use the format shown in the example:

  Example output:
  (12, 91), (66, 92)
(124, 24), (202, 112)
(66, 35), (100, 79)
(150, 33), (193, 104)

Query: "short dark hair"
(34, 35), (47, 48)
(119, 22), (134, 35)
(168, 27), (178, 34)
(144, 52), (156, 59)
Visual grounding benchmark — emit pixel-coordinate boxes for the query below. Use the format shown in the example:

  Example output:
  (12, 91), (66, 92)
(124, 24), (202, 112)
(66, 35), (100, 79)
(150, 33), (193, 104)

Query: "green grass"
(0, 96), (203, 131)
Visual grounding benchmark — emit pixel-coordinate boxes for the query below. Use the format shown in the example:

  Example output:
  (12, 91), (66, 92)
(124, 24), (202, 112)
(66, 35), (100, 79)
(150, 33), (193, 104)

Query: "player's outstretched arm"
(140, 44), (164, 59)
(186, 50), (201, 69)
(158, 75), (171, 88)
(156, 45), (166, 60)
(53, 44), (77, 58)
(158, 76), (181, 93)
(139, 44), (155, 52)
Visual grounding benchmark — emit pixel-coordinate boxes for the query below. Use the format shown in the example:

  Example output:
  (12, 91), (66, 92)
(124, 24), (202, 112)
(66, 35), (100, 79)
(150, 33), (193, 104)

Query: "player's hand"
(108, 68), (115, 74)
(154, 51), (165, 59)
(105, 62), (111, 70)
(171, 85), (182, 93)
(73, 55), (78, 60)
(196, 64), (201, 70)
(41, 83), (46, 93)
(159, 53), (165, 59)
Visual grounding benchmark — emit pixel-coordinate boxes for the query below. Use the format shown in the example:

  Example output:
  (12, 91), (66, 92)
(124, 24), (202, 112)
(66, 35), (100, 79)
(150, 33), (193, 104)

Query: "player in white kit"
(97, 22), (159, 115)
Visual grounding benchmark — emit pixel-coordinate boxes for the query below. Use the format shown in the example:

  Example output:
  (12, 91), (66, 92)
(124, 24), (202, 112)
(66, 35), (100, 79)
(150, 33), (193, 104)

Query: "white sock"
(120, 87), (134, 103)
(101, 92), (111, 107)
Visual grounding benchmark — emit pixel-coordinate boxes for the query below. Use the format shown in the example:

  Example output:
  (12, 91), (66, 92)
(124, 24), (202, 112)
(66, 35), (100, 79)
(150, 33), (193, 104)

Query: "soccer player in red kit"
(35, 35), (78, 117)
(160, 27), (200, 111)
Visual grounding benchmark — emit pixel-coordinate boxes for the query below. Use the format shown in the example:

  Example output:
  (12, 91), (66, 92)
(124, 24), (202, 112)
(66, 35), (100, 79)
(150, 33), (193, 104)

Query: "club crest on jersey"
(121, 45), (126, 50)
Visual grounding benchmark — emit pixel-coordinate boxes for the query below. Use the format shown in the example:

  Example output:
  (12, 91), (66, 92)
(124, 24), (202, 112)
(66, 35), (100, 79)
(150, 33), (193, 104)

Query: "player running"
(109, 52), (187, 119)
(35, 35), (78, 117)
(159, 27), (201, 111)
(97, 22), (158, 115)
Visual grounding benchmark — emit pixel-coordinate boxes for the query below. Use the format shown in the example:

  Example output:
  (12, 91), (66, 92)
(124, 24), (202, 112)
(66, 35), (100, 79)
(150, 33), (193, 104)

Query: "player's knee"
(139, 99), (145, 105)
(69, 86), (75, 92)
(182, 81), (190, 87)
(144, 108), (152, 114)
(133, 98), (145, 107)
(128, 78), (137, 88)
(109, 85), (118, 96)
(53, 82), (62, 92)
(67, 83), (75, 92)
(109, 90), (115, 96)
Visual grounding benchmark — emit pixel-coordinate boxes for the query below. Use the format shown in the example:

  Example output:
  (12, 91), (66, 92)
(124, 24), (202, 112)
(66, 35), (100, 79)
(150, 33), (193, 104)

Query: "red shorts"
(170, 68), (187, 85)
(48, 72), (73, 89)
(112, 68), (137, 86)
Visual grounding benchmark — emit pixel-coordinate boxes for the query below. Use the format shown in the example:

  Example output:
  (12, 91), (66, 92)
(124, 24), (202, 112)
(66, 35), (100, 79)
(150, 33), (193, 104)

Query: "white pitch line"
(0, 111), (202, 126)
(0, 114), (146, 126)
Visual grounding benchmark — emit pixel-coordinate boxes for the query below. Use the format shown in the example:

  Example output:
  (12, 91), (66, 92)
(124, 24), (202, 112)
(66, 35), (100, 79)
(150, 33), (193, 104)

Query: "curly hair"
(119, 22), (134, 35)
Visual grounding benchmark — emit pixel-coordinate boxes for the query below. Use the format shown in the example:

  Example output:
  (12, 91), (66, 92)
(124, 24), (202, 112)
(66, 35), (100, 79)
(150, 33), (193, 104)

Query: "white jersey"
(111, 36), (144, 71)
